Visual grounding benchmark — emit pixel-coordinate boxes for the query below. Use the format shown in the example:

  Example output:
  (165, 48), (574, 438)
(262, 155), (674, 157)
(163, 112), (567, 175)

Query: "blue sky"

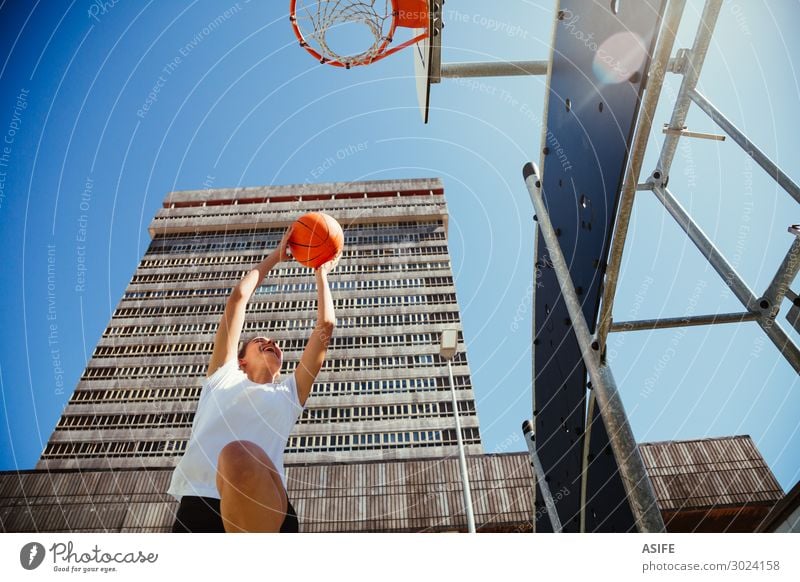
(0, 0), (798, 492)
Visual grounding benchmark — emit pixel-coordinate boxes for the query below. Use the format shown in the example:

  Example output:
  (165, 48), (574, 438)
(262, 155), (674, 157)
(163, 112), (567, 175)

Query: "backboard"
(414, 0), (443, 123)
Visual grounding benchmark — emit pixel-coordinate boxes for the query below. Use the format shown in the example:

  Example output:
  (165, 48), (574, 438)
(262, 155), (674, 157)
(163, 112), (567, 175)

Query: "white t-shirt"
(167, 360), (304, 501)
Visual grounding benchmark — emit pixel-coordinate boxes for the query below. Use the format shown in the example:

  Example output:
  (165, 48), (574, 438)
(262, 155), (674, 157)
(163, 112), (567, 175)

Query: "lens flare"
(592, 31), (647, 84)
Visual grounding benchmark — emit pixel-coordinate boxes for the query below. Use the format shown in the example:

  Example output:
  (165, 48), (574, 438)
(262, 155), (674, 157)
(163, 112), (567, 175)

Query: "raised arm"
(294, 255), (338, 406)
(206, 227), (292, 377)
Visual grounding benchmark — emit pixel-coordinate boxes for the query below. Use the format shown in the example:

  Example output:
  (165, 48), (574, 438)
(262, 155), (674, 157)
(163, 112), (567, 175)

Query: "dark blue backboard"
(534, 0), (666, 532)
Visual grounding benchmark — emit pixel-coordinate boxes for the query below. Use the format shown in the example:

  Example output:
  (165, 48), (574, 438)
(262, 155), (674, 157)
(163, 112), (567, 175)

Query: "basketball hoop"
(289, 0), (430, 68)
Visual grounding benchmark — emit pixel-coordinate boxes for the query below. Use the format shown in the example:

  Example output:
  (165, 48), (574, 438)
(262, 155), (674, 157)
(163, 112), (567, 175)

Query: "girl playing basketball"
(168, 225), (338, 532)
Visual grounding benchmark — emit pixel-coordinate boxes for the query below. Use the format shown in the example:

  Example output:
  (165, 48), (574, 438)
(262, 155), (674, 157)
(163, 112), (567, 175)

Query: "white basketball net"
(293, 0), (395, 67)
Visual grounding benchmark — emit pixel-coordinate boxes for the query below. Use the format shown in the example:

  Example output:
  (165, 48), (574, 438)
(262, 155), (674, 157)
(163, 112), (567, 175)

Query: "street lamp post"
(440, 328), (476, 533)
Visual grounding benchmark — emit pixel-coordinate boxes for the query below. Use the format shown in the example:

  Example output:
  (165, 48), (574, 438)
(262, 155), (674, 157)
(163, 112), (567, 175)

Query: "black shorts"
(172, 496), (299, 533)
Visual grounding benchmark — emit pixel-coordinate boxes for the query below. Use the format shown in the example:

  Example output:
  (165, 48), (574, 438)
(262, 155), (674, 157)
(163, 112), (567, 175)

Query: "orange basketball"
(288, 212), (344, 269)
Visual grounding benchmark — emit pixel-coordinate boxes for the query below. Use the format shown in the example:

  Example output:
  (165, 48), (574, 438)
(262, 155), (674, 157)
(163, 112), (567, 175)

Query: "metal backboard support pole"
(524, 162), (666, 533)
(522, 421), (563, 533)
(595, 0), (693, 350)
(578, 0), (685, 532)
(440, 61), (548, 78)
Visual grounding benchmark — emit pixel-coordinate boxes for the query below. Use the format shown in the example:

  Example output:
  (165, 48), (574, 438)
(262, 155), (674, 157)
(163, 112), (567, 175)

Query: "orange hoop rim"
(289, 0), (429, 68)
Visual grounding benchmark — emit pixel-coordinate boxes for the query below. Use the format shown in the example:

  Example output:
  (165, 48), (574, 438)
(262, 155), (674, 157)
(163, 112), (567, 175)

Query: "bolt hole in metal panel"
(533, 0), (665, 532)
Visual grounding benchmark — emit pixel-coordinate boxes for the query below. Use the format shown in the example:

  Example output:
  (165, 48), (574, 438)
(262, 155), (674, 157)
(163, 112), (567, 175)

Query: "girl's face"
(240, 336), (283, 376)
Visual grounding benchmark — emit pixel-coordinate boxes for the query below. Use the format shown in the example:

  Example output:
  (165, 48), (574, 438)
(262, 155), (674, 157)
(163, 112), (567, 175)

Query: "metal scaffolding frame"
(596, 0), (800, 367)
(524, 0), (800, 531)
(430, 0), (798, 532)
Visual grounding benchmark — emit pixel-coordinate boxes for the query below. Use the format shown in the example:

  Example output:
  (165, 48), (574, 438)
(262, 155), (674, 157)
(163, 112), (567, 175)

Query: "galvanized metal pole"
(524, 163), (666, 533)
(610, 311), (759, 333)
(442, 59), (682, 80)
(583, 0), (687, 532)
(655, 0), (723, 181)
(689, 89), (800, 205)
(522, 421), (563, 533)
(441, 60), (548, 78)
(761, 233), (800, 315)
(579, 390), (597, 533)
(447, 358), (476, 533)
(647, 185), (758, 309)
(531, 226), (541, 529)
(651, 184), (800, 373)
(661, 127), (726, 141)
(594, 0), (688, 348)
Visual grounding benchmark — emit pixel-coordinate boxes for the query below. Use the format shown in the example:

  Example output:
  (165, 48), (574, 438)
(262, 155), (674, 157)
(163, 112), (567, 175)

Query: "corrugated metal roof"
(639, 436), (783, 511)
(0, 436), (784, 532)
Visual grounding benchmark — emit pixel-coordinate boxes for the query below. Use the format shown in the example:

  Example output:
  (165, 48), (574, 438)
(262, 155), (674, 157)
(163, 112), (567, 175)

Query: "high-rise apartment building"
(38, 178), (483, 472)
